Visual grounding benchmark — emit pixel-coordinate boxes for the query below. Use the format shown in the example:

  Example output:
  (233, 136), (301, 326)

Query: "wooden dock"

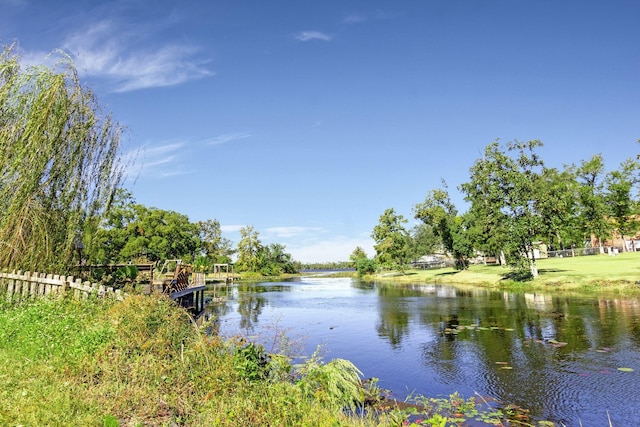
(169, 285), (206, 319)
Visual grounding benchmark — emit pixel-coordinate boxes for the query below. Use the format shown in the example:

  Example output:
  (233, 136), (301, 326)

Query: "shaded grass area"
(366, 252), (640, 294)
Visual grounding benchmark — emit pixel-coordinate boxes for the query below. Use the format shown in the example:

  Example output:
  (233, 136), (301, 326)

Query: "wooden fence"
(0, 270), (123, 301)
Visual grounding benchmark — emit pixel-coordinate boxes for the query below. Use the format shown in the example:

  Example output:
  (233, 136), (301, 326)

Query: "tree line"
(84, 189), (299, 276)
(360, 139), (640, 279)
(0, 47), (296, 278)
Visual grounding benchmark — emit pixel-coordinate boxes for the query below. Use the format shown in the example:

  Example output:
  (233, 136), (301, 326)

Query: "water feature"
(206, 276), (640, 426)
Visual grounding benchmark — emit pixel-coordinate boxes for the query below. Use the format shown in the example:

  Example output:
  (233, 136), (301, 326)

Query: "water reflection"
(208, 278), (640, 426)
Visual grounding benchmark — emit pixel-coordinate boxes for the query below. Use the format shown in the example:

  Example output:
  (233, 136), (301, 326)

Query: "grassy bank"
(0, 294), (548, 426)
(364, 252), (640, 294)
(0, 295), (389, 426)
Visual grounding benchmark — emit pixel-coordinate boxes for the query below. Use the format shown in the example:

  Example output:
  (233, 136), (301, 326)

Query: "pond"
(205, 276), (640, 426)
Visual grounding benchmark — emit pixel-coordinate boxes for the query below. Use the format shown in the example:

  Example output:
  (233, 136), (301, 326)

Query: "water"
(206, 276), (640, 426)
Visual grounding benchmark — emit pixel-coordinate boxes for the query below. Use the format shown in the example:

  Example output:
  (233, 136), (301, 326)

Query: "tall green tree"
(349, 246), (368, 268)
(0, 47), (124, 271)
(413, 186), (473, 269)
(198, 219), (234, 263)
(461, 140), (545, 278)
(371, 208), (410, 271)
(575, 155), (609, 251)
(88, 190), (200, 263)
(407, 224), (439, 262)
(536, 166), (581, 251)
(236, 225), (263, 272)
(605, 158), (640, 251)
(349, 246), (376, 276)
(256, 243), (297, 275)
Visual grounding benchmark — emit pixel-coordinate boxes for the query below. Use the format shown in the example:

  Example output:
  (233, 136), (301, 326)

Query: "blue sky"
(2, 0), (639, 263)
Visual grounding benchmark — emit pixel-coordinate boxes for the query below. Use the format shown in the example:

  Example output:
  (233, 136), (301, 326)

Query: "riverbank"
(362, 252), (640, 294)
(0, 294), (528, 426)
(0, 295), (384, 426)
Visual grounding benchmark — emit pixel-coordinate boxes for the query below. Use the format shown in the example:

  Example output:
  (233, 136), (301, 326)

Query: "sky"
(1, 0), (639, 263)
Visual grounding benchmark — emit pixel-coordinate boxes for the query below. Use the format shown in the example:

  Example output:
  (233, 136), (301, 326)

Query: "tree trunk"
(529, 247), (539, 278)
(499, 250), (506, 266)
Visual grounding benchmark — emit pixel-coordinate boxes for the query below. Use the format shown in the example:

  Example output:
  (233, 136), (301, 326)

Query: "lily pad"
(617, 367), (634, 372)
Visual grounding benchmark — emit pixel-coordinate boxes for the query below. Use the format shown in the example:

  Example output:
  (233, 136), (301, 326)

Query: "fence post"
(24, 272), (35, 299)
(30, 273), (40, 298)
(6, 271), (15, 301)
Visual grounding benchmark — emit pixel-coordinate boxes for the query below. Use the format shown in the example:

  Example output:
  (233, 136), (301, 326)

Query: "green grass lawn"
(368, 252), (640, 294)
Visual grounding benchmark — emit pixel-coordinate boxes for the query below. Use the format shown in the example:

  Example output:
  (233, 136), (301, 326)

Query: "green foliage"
(576, 154), (609, 247)
(414, 185), (473, 269)
(0, 297), (113, 362)
(537, 166), (582, 250)
(408, 224), (439, 261)
(193, 254), (211, 273)
(236, 226), (297, 275)
(350, 247), (377, 278)
(106, 265), (139, 290)
(233, 341), (270, 381)
(372, 208), (410, 271)
(258, 243), (297, 275)
(349, 246), (368, 268)
(398, 392), (511, 426)
(198, 219), (235, 264)
(461, 140), (546, 278)
(296, 350), (365, 411)
(356, 257), (377, 276)
(0, 46), (123, 272)
(235, 225), (262, 272)
(88, 189), (201, 264)
(102, 414), (119, 427)
(605, 158), (640, 250)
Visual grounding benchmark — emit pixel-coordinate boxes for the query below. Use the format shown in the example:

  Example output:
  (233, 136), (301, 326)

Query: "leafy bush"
(233, 341), (270, 381)
(356, 257), (377, 276)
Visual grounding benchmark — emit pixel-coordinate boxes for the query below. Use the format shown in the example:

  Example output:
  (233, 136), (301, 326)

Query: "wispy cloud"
(264, 226), (325, 239)
(295, 31), (333, 42)
(124, 142), (187, 180)
(221, 224), (244, 233)
(206, 132), (251, 145)
(54, 19), (212, 92)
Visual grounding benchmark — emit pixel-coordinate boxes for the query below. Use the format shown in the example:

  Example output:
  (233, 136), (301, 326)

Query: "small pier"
(152, 261), (209, 319)
(169, 285), (206, 319)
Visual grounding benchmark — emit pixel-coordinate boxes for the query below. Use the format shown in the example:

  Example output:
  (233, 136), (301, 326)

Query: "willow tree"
(0, 47), (124, 271)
